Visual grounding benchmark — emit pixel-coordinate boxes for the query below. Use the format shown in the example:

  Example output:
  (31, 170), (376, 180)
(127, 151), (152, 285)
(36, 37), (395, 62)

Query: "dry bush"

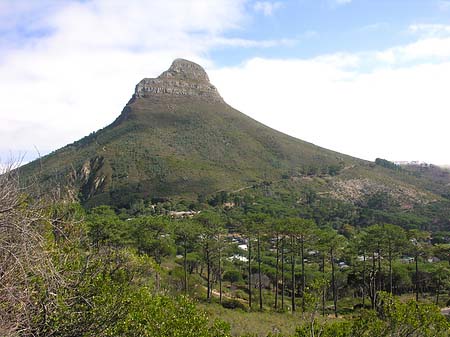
(0, 162), (153, 336)
(0, 163), (63, 336)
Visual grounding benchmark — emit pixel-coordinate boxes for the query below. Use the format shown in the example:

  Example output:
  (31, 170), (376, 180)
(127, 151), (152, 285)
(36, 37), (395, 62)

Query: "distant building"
(228, 254), (248, 263)
(238, 244), (248, 251)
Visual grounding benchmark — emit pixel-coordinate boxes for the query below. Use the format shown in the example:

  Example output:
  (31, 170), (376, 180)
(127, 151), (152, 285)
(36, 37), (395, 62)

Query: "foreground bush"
(295, 292), (450, 337)
(0, 167), (230, 337)
(111, 293), (231, 337)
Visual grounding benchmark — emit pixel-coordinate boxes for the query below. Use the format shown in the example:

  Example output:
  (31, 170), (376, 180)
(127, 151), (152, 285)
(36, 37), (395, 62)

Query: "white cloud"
(253, 1), (283, 16)
(409, 23), (450, 37)
(375, 36), (450, 64)
(374, 25), (450, 64)
(210, 46), (450, 165)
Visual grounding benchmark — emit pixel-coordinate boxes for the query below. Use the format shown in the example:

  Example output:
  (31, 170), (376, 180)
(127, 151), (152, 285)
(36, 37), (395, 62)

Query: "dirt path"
(209, 288), (248, 306)
(211, 289), (233, 300)
(441, 307), (450, 315)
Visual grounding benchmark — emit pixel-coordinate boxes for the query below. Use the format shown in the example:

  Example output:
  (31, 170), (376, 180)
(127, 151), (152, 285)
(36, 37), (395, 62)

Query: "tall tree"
(86, 205), (125, 248)
(319, 228), (346, 317)
(248, 213), (268, 311)
(290, 229), (296, 312)
(241, 218), (255, 309)
(281, 228), (286, 310)
(289, 217), (317, 313)
(174, 219), (201, 295)
(273, 220), (283, 310)
(216, 225), (227, 303)
(382, 224), (408, 294)
(407, 229), (430, 302)
(350, 231), (368, 307)
(363, 225), (384, 308)
(196, 211), (224, 302)
(316, 229), (329, 316)
(130, 216), (175, 265)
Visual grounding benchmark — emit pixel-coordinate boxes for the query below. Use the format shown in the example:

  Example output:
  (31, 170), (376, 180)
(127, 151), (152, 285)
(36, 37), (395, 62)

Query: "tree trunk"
(274, 234), (279, 309)
(219, 244), (222, 304)
(207, 248), (211, 301)
(322, 253), (325, 317)
(184, 240), (188, 295)
(388, 243), (393, 295)
(362, 253), (366, 307)
(291, 235), (296, 312)
(435, 276), (440, 305)
(300, 237), (305, 313)
(377, 243), (382, 291)
(258, 232), (263, 311)
(331, 248), (337, 318)
(415, 252), (419, 302)
(248, 238), (252, 309)
(371, 251), (376, 309)
(281, 237), (285, 310)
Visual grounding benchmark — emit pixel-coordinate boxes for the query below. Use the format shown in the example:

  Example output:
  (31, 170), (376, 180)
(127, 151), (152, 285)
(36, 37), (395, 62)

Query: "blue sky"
(1, 0), (450, 166)
(213, 0), (450, 63)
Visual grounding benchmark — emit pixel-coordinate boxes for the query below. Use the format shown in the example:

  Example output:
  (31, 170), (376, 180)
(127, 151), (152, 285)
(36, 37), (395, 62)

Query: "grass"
(199, 302), (309, 337)
(193, 282), (348, 336)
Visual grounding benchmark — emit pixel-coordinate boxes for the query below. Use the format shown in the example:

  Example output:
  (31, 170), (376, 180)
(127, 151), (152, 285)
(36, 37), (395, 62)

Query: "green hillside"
(20, 59), (450, 225)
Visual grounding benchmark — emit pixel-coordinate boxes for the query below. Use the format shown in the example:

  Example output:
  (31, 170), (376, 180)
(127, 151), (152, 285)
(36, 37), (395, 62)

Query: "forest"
(1, 166), (449, 337)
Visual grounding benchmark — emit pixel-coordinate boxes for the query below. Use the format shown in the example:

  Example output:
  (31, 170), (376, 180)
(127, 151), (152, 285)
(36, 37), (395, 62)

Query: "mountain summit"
(134, 59), (222, 102)
(21, 59), (448, 211)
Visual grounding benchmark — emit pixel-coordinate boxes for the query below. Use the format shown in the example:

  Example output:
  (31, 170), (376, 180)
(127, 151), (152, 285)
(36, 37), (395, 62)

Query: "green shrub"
(111, 293), (231, 337)
(295, 292), (450, 337)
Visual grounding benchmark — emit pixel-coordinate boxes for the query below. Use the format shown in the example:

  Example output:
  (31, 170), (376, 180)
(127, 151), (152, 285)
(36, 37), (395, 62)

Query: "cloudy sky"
(1, 0), (449, 166)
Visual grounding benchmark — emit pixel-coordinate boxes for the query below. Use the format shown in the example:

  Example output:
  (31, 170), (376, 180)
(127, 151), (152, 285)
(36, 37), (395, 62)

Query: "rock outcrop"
(134, 59), (223, 102)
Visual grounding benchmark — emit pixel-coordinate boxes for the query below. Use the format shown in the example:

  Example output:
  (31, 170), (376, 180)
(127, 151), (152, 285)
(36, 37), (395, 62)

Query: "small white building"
(228, 254), (248, 262)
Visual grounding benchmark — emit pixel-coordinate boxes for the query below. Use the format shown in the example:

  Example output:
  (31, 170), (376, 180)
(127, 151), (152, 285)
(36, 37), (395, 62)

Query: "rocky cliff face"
(134, 59), (223, 102)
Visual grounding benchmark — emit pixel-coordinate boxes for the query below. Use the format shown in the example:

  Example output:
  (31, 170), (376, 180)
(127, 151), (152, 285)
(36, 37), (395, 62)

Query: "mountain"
(20, 59), (450, 218)
(397, 162), (450, 199)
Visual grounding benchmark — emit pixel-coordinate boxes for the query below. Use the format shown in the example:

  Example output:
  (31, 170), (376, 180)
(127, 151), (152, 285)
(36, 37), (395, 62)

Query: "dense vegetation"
(0, 167), (230, 336)
(2, 165), (449, 336)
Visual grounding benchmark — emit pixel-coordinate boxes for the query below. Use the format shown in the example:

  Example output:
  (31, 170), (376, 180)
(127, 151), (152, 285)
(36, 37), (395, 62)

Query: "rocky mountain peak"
(160, 59), (210, 82)
(134, 59), (222, 101)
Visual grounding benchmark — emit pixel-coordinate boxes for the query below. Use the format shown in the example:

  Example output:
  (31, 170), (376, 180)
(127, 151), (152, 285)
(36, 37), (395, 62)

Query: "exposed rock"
(169, 210), (199, 218)
(78, 156), (111, 199)
(330, 178), (429, 206)
(80, 161), (91, 183)
(160, 58), (210, 82)
(135, 59), (223, 101)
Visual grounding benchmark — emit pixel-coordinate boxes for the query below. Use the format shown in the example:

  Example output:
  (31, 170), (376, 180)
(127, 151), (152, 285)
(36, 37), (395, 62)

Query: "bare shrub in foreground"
(0, 163), (61, 336)
(0, 163), (151, 337)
